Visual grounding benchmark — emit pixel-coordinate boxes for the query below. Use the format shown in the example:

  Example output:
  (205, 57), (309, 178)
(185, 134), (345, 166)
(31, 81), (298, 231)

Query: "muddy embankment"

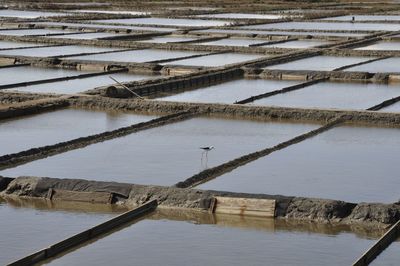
(1, 176), (399, 227)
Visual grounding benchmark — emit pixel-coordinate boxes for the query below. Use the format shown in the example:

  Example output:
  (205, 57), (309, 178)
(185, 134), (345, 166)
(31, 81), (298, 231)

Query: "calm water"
(261, 40), (330, 48)
(0, 40), (44, 49)
(251, 81), (400, 110)
(163, 53), (266, 67)
(196, 13), (285, 19)
(0, 108), (156, 156)
(0, 9), (68, 18)
(198, 38), (268, 47)
(199, 125), (400, 203)
(380, 101), (400, 112)
(371, 238), (400, 265)
(35, 22), (177, 32)
(0, 66), (91, 86)
(46, 32), (119, 40)
(158, 79), (300, 104)
(193, 28), (366, 37)
(0, 45), (119, 57)
(346, 58), (400, 73)
(0, 29), (73, 36)
(45, 212), (376, 266)
(6, 72), (155, 94)
(91, 18), (231, 27)
(138, 36), (199, 43)
(266, 55), (372, 71)
(66, 49), (204, 63)
(0, 117), (318, 185)
(322, 15), (400, 21)
(355, 41), (400, 51)
(0, 198), (119, 265)
(239, 22), (400, 31)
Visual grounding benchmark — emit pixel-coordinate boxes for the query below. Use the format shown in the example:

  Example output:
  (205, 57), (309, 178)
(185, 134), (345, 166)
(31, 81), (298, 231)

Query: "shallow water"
(45, 212), (375, 266)
(66, 49), (204, 63)
(0, 66), (91, 86)
(0, 45), (119, 57)
(346, 57), (400, 73)
(72, 10), (148, 15)
(355, 41), (400, 51)
(239, 22), (400, 31)
(46, 32), (119, 40)
(138, 36), (199, 43)
(158, 79), (300, 104)
(251, 81), (400, 110)
(0, 9), (67, 18)
(0, 198), (118, 265)
(163, 53), (266, 67)
(197, 38), (268, 47)
(199, 125), (400, 203)
(0, 108), (156, 156)
(0, 29), (73, 36)
(90, 18), (231, 27)
(265, 55), (372, 71)
(196, 13), (285, 19)
(0, 117), (318, 185)
(0, 40), (44, 49)
(193, 28), (366, 37)
(6, 72), (154, 94)
(261, 39), (331, 48)
(380, 101), (400, 112)
(322, 15), (400, 21)
(34, 22), (177, 32)
(371, 238), (400, 265)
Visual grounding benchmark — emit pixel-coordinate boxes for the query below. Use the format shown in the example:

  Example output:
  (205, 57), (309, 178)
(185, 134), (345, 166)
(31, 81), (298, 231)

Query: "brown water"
(43, 209), (377, 266)
(265, 55), (373, 71)
(251, 81), (400, 110)
(6, 72), (155, 94)
(0, 197), (121, 265)
(0, 117), (318, 185)
(0, 66), (91, 86)
(199, 125), (400, 203)
(162, 53), (266, 67)
(157, 79), (300, 104)
(0, 108), (157, 156)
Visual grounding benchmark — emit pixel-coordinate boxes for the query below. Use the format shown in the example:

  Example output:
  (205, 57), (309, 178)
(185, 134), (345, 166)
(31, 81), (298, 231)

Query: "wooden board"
(212, 196), (275, 218)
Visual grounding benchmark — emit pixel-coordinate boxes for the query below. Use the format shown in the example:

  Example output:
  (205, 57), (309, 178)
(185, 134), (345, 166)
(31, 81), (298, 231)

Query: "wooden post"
(212, 197), (276, 218)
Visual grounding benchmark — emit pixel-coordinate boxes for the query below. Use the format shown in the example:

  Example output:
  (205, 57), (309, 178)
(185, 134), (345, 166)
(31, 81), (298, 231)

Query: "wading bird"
(200, 146), (214, 168)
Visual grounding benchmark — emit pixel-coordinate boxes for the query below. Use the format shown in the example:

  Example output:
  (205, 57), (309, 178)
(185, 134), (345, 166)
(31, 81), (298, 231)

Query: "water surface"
(91, 18), (231, 27)
(0, 29), (73, 36)
(355, 41), (400, 51)
(0, 40), (44, 49)
(163, 53), (266, 67)
(346, 58), (400, 73)
(240, 22), (400, 31)
(261, 40), (330, 48)
(199, 125), (400, 203)
(198, 38), (267, 47)
(0, 9), (67, 18)
(0, 117), (317, 185)
(0, 45), (119, 57)
(0, 108), (156, 156)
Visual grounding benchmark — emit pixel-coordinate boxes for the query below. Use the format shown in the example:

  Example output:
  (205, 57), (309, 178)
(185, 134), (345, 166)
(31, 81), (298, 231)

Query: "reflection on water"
(43, 208), (381, 266)
(346, 57), (400, 73)
(0, 117), (317, 185)
(162, 53), (266, 67)
(371, 238), (400, 265)
(0, 108), (157, 156)
(0, 196), (121, 265)
(0, 45), (118, 57)
(199, 125), (400, 203)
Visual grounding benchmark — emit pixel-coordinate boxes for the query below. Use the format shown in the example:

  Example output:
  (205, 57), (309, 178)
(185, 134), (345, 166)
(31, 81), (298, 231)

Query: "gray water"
(138, 36), (199, 43)
(265, 55), (373, 71)
(0, 108), (156, 156)
(371, 238), (400, 265)
(239, 22), (400, 31)
(196, 13), (286, 19)
(197, 38), (268, 47)
(261, 40), (331, 48)
(0, 9), (68, 18)
(46, 32), (119, 40)
(0, 29), (73, 36)
(0, 40), (44, 49)
(199, 125), (400, 203)
(45, 212), (376, 266)
(0, 198), (118, 265)
(90, 18), (231, 27)
(158, 79), (300, 104)
(322, 15), (400, 21)
(6, 72), (155, 94)
(346, 57), (400, 73)
(162, 53), (266, 67)
(355, 41), (400, 51)
(66, 49), (204, 63)
(0, 117), (318, 185)
(34, 22), (177, 32)
(381, 101), (400, 112)
(0, 45), (120, 57)
(0, 66), (91, 86)
(251, 81), (400, 110)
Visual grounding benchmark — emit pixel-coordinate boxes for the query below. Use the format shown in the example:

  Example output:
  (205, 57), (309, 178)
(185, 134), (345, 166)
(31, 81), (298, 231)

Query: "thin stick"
(109, 76), (145, 100)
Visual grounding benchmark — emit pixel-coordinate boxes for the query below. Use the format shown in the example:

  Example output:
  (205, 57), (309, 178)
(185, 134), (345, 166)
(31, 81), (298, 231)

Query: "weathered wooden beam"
(212, 196), (276, 218)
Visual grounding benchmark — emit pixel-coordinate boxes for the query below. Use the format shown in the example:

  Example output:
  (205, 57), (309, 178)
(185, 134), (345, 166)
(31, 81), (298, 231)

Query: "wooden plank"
(48, 189), (113, 204)
(7, 200), (158, 266)
(213, 197), (275, 218)
(353, 219), (400, 266)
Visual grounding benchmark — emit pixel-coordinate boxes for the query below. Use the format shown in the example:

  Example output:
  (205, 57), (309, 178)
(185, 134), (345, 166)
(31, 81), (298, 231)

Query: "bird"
(200, 146), (214, 152)
(200, 146), (215, 169)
